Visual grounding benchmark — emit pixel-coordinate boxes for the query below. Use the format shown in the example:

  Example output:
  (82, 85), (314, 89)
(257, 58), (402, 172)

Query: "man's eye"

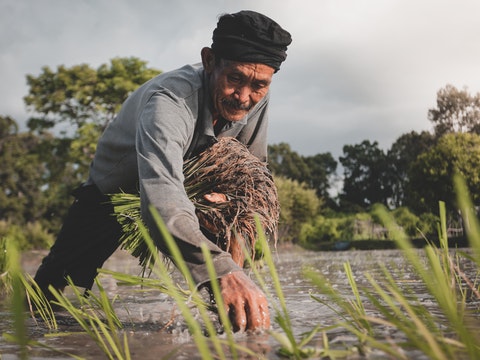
(228, 75), (241, 83)
(252, 82), (267, 91)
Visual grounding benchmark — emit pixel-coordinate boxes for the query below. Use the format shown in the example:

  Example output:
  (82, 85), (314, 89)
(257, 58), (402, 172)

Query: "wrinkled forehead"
(218, 58), (275, 80)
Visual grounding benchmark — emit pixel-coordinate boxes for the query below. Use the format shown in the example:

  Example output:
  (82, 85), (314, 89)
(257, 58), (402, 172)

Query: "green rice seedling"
(303, 261), (374, 350)
(454, 173), (480, 260)
(23, 273), (58, 330)
(201, 243), (262, 359)
(4, 237), (28, 360)
(139, 206), (240, 359)
(246, 218), (354, 359)
(0, 234), (10, 300)
(304, 197), (480, 360)
(48, 277), (130, 360)
(376, 202), (480, 359)
(1, 237), (85, 359)
(151, 206), (278, 359)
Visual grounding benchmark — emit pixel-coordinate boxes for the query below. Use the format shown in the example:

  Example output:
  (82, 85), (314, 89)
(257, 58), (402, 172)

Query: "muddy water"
(1, 246), (478, 359)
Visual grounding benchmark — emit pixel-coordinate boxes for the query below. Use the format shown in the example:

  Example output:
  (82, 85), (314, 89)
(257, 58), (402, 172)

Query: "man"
(34, 10), (291, 332)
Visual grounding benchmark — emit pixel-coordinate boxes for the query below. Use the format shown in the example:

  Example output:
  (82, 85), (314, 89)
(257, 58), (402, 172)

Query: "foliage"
(339, 140), (392, 210)
(303, 152), (338, 199)
(24, 57), (161, 132)
(408, 132), (480, 214)
(299, 206), (439, 247)
(0, 58), (162, 240)
(69, 122), (103, 180)
(0, 116), (49, 224)
(387, 130), (437, 208)
(273, 176), (322, 243)
(305, 197), (480, 359)
(391, 206), (438, 238)
(299, 216), (342, 245)
(428, 84), (480, 137)
(268, 143), (337, 199)
(0, 221), (53, 251)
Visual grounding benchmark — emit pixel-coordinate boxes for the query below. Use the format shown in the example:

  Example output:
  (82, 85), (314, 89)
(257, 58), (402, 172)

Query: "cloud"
(1, 0), (480, 158)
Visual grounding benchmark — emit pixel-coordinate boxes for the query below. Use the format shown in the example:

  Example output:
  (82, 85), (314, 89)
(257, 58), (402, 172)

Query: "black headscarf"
(211, 10), (292, 72)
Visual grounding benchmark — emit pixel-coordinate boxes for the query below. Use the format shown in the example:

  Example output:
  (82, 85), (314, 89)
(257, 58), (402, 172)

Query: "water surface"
(1, 246), (478, 359)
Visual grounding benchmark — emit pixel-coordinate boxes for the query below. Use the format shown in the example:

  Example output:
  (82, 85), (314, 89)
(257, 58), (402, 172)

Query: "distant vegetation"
(1, 57), (480, 249)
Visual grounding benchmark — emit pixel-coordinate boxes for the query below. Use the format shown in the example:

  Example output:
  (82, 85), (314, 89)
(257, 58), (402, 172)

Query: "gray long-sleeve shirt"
(88, 63), (270, 284)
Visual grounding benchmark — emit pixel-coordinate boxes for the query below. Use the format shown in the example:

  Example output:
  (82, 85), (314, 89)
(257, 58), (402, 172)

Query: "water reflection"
(0, 246), (478, 359)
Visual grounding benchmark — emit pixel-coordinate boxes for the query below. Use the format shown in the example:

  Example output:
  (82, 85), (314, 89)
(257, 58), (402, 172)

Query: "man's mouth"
(222, 98), (252, 112)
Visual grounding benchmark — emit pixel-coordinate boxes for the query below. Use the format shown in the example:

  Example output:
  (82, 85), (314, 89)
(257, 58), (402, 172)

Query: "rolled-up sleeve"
(136, 91), (241, 284)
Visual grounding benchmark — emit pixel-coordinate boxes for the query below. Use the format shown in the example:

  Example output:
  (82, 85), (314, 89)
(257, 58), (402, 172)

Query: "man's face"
(207, 58), (274, 122)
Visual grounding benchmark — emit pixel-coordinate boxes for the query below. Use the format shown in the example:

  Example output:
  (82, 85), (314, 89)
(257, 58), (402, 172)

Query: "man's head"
(202, 10), (292, 122)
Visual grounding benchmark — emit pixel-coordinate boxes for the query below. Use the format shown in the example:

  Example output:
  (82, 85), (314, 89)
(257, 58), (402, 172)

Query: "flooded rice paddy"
(1, 246), (479, 359)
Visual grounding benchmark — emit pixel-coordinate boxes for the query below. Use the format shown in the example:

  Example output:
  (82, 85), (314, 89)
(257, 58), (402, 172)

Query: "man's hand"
(203, 192), (228, 203)
(219, 271), (270, 332)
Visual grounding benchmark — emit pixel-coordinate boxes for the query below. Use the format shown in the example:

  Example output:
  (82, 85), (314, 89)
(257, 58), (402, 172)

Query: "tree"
(0, 116), (48, 224)
(274, 176), (322, 243)
(24, 57), (161, 133)
(21, 57), (163, 223)
(268, 143), (310, 180)
(428, 84), (480, 137)
(339, 140), (391, 210)
(387, 131), (436, 207)
(268, 143), (337, 200)
(303, 153), (337, 199)
(408, 132), (480, 215)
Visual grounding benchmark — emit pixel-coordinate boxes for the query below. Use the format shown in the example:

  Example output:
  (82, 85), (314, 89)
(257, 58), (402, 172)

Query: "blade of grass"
(5, 239), (28, 360)
(145, 206), (225, 359)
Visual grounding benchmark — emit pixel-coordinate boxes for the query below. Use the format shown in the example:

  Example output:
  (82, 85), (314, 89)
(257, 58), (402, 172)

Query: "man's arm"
(136, 92), (241, 283)
(136, 92), (270, 331)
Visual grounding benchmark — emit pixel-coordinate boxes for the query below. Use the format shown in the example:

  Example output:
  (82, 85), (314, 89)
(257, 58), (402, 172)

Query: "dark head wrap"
(211, 10), (292, 72)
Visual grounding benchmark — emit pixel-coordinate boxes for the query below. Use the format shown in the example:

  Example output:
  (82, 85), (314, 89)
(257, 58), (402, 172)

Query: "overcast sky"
(2, 0), (480, 158)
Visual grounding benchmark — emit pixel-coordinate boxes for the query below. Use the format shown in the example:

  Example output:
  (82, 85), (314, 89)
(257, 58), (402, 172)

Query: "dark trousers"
(34, 184), (122, 299)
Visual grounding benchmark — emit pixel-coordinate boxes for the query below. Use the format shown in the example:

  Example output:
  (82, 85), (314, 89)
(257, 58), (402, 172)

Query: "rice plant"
(246, 218), (355, 359)
(111, 136), (280, 271)
(1, 238), (84, 360)
(303, 176), (480, 359)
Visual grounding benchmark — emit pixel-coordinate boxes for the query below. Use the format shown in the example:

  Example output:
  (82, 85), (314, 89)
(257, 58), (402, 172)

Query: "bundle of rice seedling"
(111, 137), (280, 271)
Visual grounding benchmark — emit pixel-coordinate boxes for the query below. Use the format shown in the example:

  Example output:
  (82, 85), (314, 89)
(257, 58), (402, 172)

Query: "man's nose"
(234, 86), (251, 104)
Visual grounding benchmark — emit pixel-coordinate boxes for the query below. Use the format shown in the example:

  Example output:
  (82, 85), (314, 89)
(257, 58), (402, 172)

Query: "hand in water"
(204, 192), (270, 331)
(220, 271), (270, 332)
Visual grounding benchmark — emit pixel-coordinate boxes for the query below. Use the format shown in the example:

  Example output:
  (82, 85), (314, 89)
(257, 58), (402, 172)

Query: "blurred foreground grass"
(0, 174), (479, 359)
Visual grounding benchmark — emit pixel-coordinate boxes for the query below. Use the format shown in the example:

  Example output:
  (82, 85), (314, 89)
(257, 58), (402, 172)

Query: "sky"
(2, 0), (480, 159)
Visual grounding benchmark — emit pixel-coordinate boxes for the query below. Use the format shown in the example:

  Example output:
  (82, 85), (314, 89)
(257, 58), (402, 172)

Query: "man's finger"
(245, 296), (270, 331)
(228, 302), (247, 332)
(203, 192), (228, 203)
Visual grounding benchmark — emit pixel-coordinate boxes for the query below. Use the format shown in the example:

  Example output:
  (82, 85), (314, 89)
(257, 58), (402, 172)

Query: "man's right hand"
(219, 271), (270, 332)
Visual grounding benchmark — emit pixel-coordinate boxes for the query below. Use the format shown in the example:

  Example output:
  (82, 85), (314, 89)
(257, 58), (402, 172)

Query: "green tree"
(387, 131), (436, 208)
(24, 57), (161, 133)
(21, 57), (162, 226)
(408, 132), (480, 215)
(268, 143), (310, 180)
(0, 116), (48, 224)
(339, 140), (391, 210)
(428, 84), (480, 137)
(303, 153), (337, 199)
(274, 176), (322, 243)
(268, 143), (337, 201)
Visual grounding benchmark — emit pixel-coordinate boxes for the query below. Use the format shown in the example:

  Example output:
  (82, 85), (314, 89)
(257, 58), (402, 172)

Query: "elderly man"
(34, 10), (291, 332)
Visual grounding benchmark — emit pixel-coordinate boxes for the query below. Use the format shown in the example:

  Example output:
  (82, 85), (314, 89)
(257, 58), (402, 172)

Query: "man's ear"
(201, 47), (216, 73)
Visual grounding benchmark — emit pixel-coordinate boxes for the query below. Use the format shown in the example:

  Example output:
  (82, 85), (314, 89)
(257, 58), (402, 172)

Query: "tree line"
(1, 57), (480, 248)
